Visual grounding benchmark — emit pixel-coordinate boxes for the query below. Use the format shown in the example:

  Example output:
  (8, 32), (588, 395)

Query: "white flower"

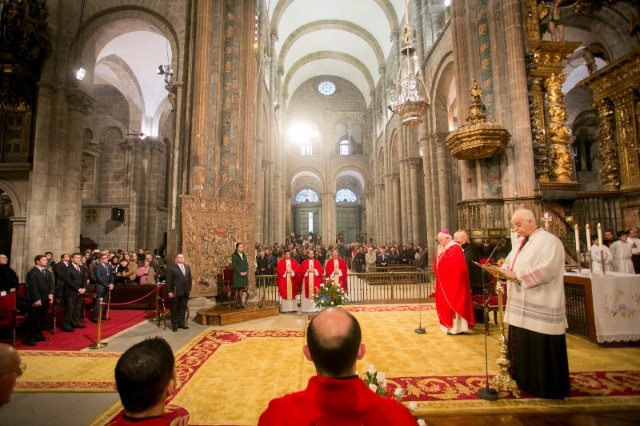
(417, 420), (426, 426)
(408, 401), (418, 411)
(380, 378), (387, 387)
(377, 371), (386, 381)
(367, 365), (377, 375)
(368, 383), (378, 393)
(394, 387), (403, 396)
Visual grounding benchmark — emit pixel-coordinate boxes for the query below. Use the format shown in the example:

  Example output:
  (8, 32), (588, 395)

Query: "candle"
(575, 224), (580, 255)
(597, 223), (603, 248)
(586, 224), (591, 252)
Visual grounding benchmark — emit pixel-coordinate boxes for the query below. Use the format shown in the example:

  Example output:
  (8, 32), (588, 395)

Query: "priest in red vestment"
(433, 230), (476, 334)
(276, 250), (300, 313)
(324, 249), (348, 293)
(299, 249), (323, 313)
(258, 308), (417, 425)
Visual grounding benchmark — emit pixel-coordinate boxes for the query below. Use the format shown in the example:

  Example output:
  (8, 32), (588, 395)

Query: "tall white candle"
(586, 224), (592, 252)
(575, 224), (580, 255)
(597, 223), (603, 248)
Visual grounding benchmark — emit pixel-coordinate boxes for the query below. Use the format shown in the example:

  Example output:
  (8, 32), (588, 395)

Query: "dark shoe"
(24, 340), (36, 346)
(172, 326), (178, 332)
(36, 336), (52, 341)
(90, 318), (99, 323)
(179, 325), (189, 329)
(72, 324), (87, 329)
(61, 326), (74, 332)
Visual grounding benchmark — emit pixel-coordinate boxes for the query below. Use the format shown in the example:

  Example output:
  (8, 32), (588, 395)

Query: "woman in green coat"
(231, 242), (249, 308)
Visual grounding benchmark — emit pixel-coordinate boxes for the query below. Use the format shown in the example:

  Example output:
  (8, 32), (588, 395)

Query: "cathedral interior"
(1, 0), (639, 287)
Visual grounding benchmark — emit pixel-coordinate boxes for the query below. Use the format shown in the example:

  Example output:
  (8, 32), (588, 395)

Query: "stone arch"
(95, 54), (143, 130)
(290, 168), (324, 197)
(0, 181), (24, 217)
(389, 130), (401, 173)
(278, 20), (385, 69)
(430, 55), (456, 134)
(283, 52), (374, 101)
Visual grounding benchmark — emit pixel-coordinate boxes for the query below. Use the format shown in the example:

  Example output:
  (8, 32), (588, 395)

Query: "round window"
(317, 80), (336, 96)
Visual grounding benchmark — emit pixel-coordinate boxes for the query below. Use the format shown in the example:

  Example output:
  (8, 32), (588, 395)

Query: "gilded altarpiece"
(181, 196), (255, 298)
(580, 52), (640, 192)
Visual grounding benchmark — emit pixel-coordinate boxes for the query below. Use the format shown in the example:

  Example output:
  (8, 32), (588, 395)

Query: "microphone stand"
(477, 237), (505, 401)
(416, 240), (438, 335)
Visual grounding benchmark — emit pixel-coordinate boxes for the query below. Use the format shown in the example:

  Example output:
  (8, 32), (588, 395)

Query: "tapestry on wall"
(181, 196), (255, 298)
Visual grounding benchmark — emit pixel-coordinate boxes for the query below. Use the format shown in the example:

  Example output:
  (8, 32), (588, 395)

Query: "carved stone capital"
(407, 157), (422, 168)
(66, 88), (95, 115)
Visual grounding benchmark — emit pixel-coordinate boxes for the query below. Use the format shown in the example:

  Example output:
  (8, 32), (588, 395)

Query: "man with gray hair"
(501, 208), (570, 399)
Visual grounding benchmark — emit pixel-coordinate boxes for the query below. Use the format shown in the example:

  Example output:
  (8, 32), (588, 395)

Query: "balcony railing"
(254, 270), (434, 305)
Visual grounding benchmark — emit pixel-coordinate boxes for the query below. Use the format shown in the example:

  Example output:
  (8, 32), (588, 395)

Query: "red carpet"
(10, 309), (152, 351)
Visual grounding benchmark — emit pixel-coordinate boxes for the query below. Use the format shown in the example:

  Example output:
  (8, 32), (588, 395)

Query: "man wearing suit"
(166, 253), (192, 332)
(61, 253), (88, 331)
(376, 249), (389, 268)
(92, 252), (114, 322)
(24, 255), (55, 346)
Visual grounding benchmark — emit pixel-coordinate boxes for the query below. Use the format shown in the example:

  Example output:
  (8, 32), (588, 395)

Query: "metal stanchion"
(105, 290), (112, 320)
(89, 298), (108, 349)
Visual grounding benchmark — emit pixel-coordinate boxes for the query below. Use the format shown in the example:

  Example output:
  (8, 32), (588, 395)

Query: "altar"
(564, 271), (640, 345)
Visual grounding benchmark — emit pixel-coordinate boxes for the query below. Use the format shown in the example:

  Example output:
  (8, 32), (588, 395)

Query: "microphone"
(477, 236), (506, 402)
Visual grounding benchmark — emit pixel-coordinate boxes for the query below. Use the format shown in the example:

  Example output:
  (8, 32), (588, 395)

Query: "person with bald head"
(0, 343), (24, 407)
(500, 208), (570, 399)
(433, 230), (476, 334)
(259, 308), (417, 425)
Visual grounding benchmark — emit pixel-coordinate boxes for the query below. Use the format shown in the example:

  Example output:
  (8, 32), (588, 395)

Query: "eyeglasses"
(1, 362), (26, 377)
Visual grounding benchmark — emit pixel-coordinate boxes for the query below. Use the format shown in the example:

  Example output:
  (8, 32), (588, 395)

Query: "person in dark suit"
(24, 255), (54, 346)
(166, 253), (192, 332)
(61, 253), (87, 331)
(376, 249), (389, 267)
(256, 249), (269, 276)
(232, 243), (249, 309)
(92, 252), (114, 322)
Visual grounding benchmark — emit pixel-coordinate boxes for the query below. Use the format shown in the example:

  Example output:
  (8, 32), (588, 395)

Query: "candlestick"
(586, 224), (592, 252)
(597, 223), (603, 248)
(575, 224), (580, 256)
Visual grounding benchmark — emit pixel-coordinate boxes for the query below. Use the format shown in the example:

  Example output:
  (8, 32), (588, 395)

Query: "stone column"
(274, 172), (284, 241)
(434, 133), (451, 231)
(188, 0), (216, 198)
(503, 0), (537, 197)
(254, 139), (265, 242)
(403, 159), (413, 242)
(9, 217), (26, 280)
(375, 184), (384, 242)
(408, 158), (422, 244)
(391, 173), (401, 242)
(398, 163), (408, 243)
(263, 160), (273, 244)
(419, 123), (435, 263)
(384, 174), (393, 243)
(63, 88), (94, 251)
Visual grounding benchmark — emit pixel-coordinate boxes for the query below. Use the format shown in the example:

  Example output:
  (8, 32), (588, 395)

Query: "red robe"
(275, 258), (300, 299)
(324, 257), (348, 292)
(258, 375), (417, 426)
(433, 242), (476, 329)
(299, 258), (323, 298)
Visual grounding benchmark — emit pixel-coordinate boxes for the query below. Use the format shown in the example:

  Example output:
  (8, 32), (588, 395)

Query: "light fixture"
(75, 67), (86, 81)
(126, 131), (147, 140)
(390, 3), (431, 126)
(156, 64), (173, 84)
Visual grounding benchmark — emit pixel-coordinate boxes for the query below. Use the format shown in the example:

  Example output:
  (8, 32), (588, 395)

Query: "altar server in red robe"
(259, 308), (417, 425)
(299, 249), (323, 313)
(433, 230), (476, 334)
(324, 249), (348, 293)
(276, 250), (300, 313)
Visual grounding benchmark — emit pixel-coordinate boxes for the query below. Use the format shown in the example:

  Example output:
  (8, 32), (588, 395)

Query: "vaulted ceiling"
(268, 0), (408, 105)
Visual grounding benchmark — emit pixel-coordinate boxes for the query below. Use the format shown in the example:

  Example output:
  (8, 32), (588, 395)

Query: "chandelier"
(390, 22), (430, 126)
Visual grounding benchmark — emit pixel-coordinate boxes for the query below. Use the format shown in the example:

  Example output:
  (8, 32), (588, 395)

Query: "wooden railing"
(254, 270), (434, 305)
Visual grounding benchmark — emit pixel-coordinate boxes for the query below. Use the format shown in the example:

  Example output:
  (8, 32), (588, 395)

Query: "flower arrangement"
(313, 278), (348, 309)
(361, 364), (404, 402)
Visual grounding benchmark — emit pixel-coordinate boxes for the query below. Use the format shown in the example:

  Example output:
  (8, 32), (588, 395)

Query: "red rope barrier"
(108, 287), (159, 306)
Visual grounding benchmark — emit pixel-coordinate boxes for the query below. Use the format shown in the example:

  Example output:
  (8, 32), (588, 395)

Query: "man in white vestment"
(590, 235), (613, 274)
(501, 209), (570, 399)
(610, 231), (634, 273)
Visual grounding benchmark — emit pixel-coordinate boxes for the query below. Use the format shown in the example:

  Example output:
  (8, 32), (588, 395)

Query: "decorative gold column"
(580, 51), (640, 192)
(527, 40), (580, 189)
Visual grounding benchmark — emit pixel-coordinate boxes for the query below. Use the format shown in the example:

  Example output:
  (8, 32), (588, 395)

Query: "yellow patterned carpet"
(20, 304), (640, 425)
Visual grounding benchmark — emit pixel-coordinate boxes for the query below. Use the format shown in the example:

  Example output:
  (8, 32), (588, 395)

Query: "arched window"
(295, 189), (319, 203)
(335, 189), (357, 203)
(339, 140), (350, 155)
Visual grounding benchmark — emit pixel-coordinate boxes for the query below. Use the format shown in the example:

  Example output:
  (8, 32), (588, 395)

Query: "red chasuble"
(275, 258), (300, 299)
(259, 375), (417, 425)
(433, 242), (476, 329)
(324, 257), (348, 292)
(299, 258), (323, 298)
